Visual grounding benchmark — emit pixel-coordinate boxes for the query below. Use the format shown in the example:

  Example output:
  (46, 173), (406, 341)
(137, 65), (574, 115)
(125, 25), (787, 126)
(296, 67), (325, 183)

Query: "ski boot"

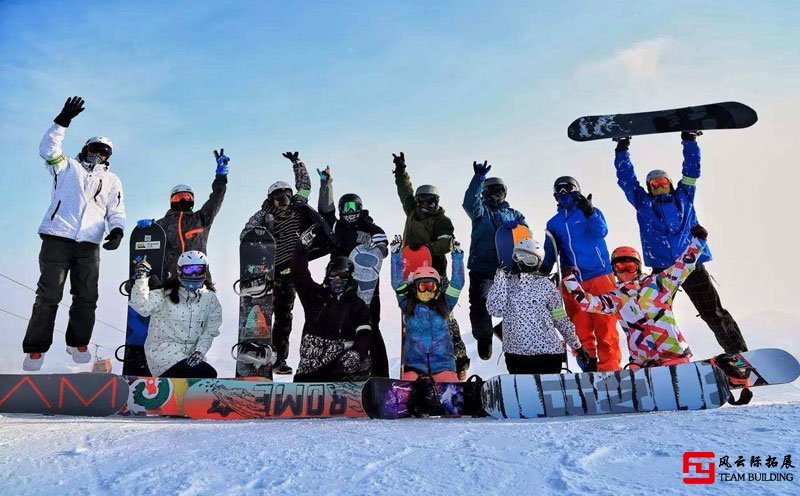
(407, 375), (445, 417)
(66, 346), (91, 364)
(463, 375), (488, 417)
(711, 353), (753, 406)
(273, 360), (293, 375)
(23, 352), (44, 371)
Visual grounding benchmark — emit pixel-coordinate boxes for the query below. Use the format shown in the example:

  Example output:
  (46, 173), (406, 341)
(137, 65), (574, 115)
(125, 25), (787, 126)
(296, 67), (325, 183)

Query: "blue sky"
(1, 1), (798, 372)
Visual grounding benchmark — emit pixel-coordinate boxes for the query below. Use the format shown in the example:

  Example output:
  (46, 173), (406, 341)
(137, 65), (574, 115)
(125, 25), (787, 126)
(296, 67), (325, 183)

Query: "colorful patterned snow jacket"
(462, 174), (527, 274)
(563, 237), (706, 366)
(614, 140), (711, 268)
(392, 250), (465, 375)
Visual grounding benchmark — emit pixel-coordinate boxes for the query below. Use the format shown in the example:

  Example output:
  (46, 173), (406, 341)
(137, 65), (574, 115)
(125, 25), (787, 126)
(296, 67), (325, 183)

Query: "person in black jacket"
(317, 166), (390, 377)
(292, 229), (372, 382)
(138, 149), (229, 282)
(240, 151), (333, 375)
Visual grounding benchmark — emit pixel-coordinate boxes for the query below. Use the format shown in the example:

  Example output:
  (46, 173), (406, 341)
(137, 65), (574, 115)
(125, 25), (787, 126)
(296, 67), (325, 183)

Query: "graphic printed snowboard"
(234, 229), (276, 378)
(122, 224), (167, 376)
(362, 377), (481, 419)
(182, 379), (366, 419)
(0, 373), (129, 417)
(349, 244), (383, 305)
(567, 101), (758, 142)
(708, 348), (800, 389)
(495, 224), (532, 271)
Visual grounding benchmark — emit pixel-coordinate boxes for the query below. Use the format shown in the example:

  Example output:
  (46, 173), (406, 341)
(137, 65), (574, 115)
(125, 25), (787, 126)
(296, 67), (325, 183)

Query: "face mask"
(329, 278), (348, 295)
(555, 192), (578, 207)
(273, 192), (291, 208)
(484, 185), (507, 207)
(341, 212), (360, 224)
(179, 276), (205, 292)
(171, 200), (195, 212)
(416, 196), (438, 216)
(81, 152), (106, 171)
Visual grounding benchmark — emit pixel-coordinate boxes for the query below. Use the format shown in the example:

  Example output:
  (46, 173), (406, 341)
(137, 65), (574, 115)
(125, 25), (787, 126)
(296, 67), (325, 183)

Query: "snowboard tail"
(0, 373), (129, 417)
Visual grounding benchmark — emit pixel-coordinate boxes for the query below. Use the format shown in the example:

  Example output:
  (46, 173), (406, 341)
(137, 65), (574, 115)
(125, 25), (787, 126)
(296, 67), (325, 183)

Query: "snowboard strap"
(407, 374), (445, 418)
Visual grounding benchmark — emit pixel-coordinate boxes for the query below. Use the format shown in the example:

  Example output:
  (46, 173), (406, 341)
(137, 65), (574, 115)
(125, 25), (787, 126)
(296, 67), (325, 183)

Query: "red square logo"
(683, 451), (716, 484)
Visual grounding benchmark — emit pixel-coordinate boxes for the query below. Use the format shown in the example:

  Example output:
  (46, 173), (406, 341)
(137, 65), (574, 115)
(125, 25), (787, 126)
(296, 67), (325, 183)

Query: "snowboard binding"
(463, 375), (488, 417)
(231, 342), (275, 370)
(407, 375), (445, 418)
(233, 274), (273, 299)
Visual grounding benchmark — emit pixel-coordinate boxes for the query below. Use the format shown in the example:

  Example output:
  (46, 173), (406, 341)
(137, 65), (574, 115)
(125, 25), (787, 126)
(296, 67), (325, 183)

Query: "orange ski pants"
(562, 273), (622, 371)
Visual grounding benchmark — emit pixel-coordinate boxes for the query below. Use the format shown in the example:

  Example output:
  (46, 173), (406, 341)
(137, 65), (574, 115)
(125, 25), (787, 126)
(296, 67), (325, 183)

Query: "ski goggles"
(485, 184), (507, 197)
(612, 260), (640, 274)
(327, 268), (351, 279)
(554, 182), (578, 194)
(86, 142), (112, 158)
(415, 195), (439, 208)
(413, 278), (440, 293)
(340, 201), (361, 214)
(648, 177), (671, 189)
(179, 264), (207, 277)
(512, 251), (541, 267)
(171, 192), (194, 203)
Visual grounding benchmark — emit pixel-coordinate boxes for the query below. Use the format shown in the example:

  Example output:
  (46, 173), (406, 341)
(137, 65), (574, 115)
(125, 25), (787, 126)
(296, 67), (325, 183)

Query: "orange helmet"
(410, 265), (441, 283)
(611, 246), (642, 265)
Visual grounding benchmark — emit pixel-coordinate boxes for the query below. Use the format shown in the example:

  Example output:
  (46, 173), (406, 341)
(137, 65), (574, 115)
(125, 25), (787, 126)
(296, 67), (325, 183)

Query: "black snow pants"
(369, 286), (390, 377)
(468, 270), (494, 341)
(273, 270), (296, 362)
(505, 353), (564, 375)
(162, 358), (218, 378)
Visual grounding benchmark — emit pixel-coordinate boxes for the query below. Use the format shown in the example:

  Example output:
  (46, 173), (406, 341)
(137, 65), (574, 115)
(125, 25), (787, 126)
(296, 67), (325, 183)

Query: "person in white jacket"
(486, 238), (590, 374)
(130, 251), (222, 378)
(23, 96), (126, 371)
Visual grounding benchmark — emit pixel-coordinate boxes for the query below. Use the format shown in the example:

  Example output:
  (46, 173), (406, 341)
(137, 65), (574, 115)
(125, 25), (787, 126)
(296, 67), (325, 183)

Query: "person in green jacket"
(391, 152), (469, 378)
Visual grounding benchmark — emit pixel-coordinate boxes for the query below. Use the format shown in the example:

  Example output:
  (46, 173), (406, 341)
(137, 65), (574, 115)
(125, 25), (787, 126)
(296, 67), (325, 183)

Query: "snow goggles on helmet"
(327, 267), (351, 279)
(612, 260), (640, 274)
(179, 264), (207, 277)
(416, 195), (438, 208)
(341, 201), (361, 214)
(554, 182), (578, 194)
(648, 177), (671, 189)
(413, 278), (440, 293)
(171, 192), (194, 203)
(512, 251), (541, 267)
(86, 142), (112, 158)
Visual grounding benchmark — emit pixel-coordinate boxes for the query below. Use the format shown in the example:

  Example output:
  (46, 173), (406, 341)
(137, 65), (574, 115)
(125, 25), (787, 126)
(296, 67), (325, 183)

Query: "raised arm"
(390, 243), (409, 306)
(563, 273), (621, 315)
(462, 173), (486, 221)
(444, 247), (465, 310)
(392, 153), (417, 215)
(129, 277), (166, 317)
(656, 234), (706, 294)
(40, 97), (86, 175)
(676, 133), (701, 202)
(613, 138), (648, 208)
(291, 239), (323, 304)
(199, 150), (229, 225)
(282, 151), (311, 204)
(317, 166), (336, 226)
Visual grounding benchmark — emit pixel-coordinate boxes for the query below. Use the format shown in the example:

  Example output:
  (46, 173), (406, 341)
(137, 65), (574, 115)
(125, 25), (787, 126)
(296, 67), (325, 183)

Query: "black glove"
(681, 130), (703, 141)
(456, 355), (471, 374)
(473, 160), (491, 177)
(102, 227), (124, 251)
(392, 152), (406, 174)
(575, 347), (591, 365)
(576, 193), (594, 217)
(562, 266), (579, 278)
(690, 224), (708, 240)
(282, 151), (300, 163)
(54, 96), (85, 128)
(613, 136), (631, 152)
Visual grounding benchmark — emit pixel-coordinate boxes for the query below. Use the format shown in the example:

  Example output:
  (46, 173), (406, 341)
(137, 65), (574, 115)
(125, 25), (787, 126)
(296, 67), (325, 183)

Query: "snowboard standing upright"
(495, 224), (532, 271)
(567, 101), (758, 142)
(234, 229), (276, 378)
(121, 224), (167, 376)
(349, 244), (383, 306)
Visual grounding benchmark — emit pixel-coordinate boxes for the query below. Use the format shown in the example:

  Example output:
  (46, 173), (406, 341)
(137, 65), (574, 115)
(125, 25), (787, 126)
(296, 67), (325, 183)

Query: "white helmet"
(177, 250), (208, 267)
(171, 184), (194, 197)
(268, 181), (293, 197)
(84, 136), (114, 154)
(512, 238), (545, 269)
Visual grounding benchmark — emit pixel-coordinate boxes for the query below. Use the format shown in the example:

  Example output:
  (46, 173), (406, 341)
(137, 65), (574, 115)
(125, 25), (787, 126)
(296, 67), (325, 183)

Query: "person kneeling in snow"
(130, 250), (221, 378)
(487, 238), (590, 374)
(292, 229), (373, 382)
(562, 226), (712, 370)
(391, 235), (465, 382)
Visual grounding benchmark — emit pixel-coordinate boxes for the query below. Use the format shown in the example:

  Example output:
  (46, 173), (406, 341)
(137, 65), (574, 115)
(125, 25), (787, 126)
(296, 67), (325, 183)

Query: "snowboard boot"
(273, 360), (293, 375)
(407, 375), (444, 417)
(66, 346), (91, 364)
(463, 375), (488, 417)
(711, 353), (751, 387)
(23, 352), (44, 371)
(478, 337), (492, 360)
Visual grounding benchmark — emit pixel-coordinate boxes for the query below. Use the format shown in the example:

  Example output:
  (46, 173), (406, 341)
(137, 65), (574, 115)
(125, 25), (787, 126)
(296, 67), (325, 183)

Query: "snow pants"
(655, 264), (747, 354)
(561, 273), (622, 371)
(23, 235), (100, 354)
(369, 286), (389, 377)
(504, 353), (564, 374)
(272, 270), (296, 362)
(468, 270), (494, 341)
(162, 358), (217, 378)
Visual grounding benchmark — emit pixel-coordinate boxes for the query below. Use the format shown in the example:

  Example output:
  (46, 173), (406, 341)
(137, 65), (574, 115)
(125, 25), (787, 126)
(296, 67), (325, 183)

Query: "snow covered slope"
(1, 398), (798, 495)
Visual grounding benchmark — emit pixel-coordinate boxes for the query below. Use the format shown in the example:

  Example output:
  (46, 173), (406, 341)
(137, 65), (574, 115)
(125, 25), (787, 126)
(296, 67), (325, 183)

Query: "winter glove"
(562, 266), (579, 279)
(473, 160), (491, 178)
(136, 219), (154, 229)
(214, 149), (230, 175)
(575, 347), (591, 366)
(613, 136), (631, 152)
(690, 224), (708, 240)
(503, 218), (519, 230)
(186, 351), (205, 367)
(681, 130), (703, 141)
(134, 258), (152, 279)
(576, 193), (594, 217)
(392, 152), (406, 174)
(102, 228), (124, 251)
(451, 239), (463, 254)
(317, 166), (331, 183)
(299, 226), (317, 247)
(54, 96), (85, 128)
(456, 356), (471, 377)
(390, 235), (403, 253)
(282, 151), (300, 163)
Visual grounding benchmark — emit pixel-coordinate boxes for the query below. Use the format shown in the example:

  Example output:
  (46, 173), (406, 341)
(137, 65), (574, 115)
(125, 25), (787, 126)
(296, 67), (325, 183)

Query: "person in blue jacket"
(612, 132), (748, 358)
(462, 160), (527, 360)
(540, 176), (621, 371)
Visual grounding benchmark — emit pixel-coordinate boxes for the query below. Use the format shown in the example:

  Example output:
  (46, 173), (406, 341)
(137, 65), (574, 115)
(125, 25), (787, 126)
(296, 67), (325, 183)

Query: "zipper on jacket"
(563, 210), (581, 280)
(595, 246), (606, 268)
(50, 200), (62, 221)
(178, 212), (186, 252)
(93, 179), (103, 203)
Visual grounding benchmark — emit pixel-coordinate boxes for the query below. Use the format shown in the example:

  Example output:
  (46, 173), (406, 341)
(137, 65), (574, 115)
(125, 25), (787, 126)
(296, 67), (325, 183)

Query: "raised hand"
(473, 160), (491, 177)
(282, 151), (300, 163)
(690, 224), (708, 240)
(576, 193), (594, 217)
(317, 166), (331, 183)
(390, 235), (403, 253)
(134, 257), (152, 279)
(681, 130), (703, 141)
(214, 149), (230, 175)
(299, 226), (317, 247)
(613, 136), (631, 152)
(54, 96), (86, 128)
(392, 152), (406, 173)
(452, 239), (463, 254)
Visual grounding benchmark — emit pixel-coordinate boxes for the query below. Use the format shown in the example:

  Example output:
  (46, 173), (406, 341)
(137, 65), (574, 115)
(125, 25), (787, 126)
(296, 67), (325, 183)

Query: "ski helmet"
(170, 184), (194, 197)
(325, 256), (355, 294)
(414, 185), (439, 198)
(84, 136), (113, 156)
(338, 193), (363, 223)
(645, 169), (673, 194)
(410, 265), (441, 283)
(483, 177), (507, 206)
(177, 250), (208, 291)
(553, 176), (580, 194)
(512, 238), (545, 270)
(610, 246), (642, 265)
(268, 181), (293, 197)
(410, 265), (441, 302)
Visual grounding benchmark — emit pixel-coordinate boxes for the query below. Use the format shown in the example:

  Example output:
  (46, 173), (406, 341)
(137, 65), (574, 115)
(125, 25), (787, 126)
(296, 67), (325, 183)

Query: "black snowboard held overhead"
(567, 101), (757, 142)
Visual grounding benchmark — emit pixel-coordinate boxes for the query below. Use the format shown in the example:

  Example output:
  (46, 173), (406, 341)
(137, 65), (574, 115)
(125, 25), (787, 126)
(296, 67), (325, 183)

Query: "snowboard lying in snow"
(362, 377), (484, 419)
(0, 373), (129, 417)
(567, 101), (758, 142)
(182, 379), (367, 419)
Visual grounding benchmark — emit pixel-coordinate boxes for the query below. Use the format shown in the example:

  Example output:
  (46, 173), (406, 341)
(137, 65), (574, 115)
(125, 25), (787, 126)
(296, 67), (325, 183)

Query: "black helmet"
(338, 193), (363, 214)
(553, 176), (580, 195)
(326, 256), (355, 279)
